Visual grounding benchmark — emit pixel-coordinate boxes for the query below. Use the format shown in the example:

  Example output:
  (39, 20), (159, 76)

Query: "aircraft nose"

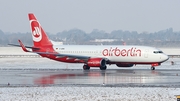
(161, 54), (169, 62)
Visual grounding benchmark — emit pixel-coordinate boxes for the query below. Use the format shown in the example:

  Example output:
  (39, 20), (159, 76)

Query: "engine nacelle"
(87, 58), (106, 67)
(116, 63), (134, 67)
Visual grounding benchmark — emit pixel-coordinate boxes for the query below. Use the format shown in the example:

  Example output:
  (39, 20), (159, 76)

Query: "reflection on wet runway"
(0, 69), (180, 87)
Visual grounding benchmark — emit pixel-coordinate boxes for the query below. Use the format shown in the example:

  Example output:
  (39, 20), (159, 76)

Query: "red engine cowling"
(116, 63), (134, 67)
(87, 58), (106, 67)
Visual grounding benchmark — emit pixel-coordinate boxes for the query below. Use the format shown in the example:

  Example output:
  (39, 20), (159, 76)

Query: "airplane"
(9, 13), (169, 70)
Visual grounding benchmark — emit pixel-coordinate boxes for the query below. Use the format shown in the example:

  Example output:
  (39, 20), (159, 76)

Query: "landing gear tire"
(151, 66), (155, 70)
(83, 65), (90, 70)
(100, 66), (107, 70)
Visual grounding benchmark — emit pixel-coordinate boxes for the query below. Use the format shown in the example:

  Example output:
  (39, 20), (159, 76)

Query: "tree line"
(0, 28), (180, 47)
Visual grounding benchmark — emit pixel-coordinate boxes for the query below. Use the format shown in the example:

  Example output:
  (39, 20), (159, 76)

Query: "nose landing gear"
(151, 63), (160, 70)
(151, 66), (155, 70)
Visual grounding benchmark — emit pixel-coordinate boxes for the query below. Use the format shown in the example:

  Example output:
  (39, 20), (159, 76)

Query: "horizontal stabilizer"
(8, 44), (40, 50)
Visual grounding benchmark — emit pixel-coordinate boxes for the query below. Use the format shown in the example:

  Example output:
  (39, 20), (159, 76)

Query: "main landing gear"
(100, 66), (107, 70)
(151, 66), (155, 70)
(83, 65), (107, 70)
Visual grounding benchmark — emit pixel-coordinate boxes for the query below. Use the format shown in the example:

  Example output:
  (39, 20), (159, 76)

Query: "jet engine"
(87, 58), (106, 67)
(116, 63), (134, 67)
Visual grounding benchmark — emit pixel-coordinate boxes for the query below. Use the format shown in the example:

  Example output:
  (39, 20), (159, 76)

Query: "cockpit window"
(153, 51), (163, 54)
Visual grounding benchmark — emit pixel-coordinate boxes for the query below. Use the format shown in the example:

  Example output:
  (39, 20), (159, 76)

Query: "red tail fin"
(28, 13), (52, 47)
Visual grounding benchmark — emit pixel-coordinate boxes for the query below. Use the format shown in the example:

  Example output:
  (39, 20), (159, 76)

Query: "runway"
(1, 57), (180, 101)
(0, 57), (180, 87)
(0, 69), (180, 87)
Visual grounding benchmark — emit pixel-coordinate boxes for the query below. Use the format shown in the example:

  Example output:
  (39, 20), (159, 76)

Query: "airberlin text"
(102, 47), (141, 57)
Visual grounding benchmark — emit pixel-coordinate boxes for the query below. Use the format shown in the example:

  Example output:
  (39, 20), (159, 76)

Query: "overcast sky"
(0, 0), (180, 34)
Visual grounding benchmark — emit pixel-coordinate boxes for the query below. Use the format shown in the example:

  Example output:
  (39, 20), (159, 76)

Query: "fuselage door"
(144, 49), (148, 58)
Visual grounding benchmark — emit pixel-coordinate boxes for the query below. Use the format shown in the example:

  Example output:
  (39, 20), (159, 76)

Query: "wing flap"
(55, 54), (90, 60)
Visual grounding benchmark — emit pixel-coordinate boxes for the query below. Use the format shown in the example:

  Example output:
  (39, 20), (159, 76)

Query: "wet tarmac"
(0, 69), (180, 87)
(0, 57), (180, 87)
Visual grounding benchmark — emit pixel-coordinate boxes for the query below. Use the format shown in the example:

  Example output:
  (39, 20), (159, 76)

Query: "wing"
(55, 54), (90, 60)
(10, 40), (90, 60)
(10, 40), (108, 63)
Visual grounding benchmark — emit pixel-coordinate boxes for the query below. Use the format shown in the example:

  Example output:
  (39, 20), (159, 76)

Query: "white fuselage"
(53, 45), (168, 64)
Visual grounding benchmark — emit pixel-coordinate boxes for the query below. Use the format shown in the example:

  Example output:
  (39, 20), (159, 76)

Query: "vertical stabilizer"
(28, 13), (52, 47)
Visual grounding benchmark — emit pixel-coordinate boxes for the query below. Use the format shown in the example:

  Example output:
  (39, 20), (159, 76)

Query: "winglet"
(18, 40), (30, 52)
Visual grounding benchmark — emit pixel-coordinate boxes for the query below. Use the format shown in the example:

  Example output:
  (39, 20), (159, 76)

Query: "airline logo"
(30, 20), (42, 42)
(102, 47), (141, 57)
